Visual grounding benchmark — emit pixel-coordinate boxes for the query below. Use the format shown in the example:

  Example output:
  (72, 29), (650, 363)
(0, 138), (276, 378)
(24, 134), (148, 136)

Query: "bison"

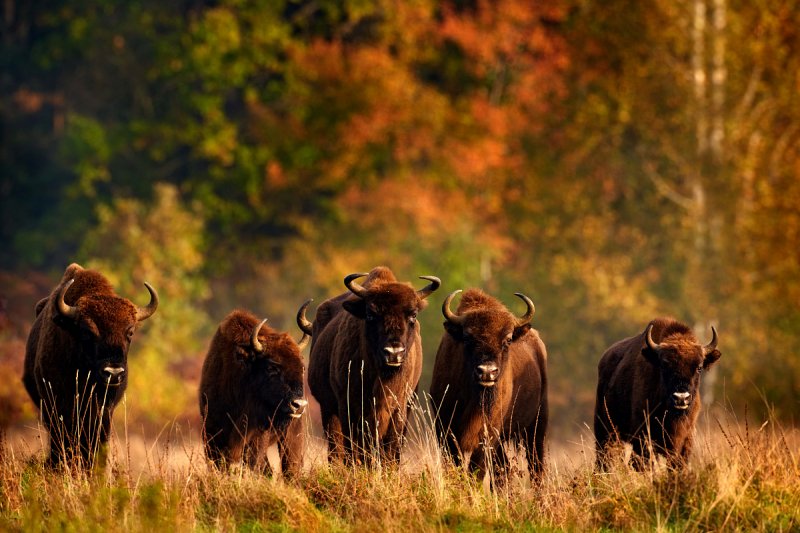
(594, 317), (721, 471)
(199, 301), (312, 476)
(22, 263), (158, 467)
(430, 289), (548, 485)
(307, 266), (440, 466)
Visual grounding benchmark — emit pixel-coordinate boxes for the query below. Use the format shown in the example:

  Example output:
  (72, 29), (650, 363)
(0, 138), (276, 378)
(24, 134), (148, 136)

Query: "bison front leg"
(321, 408), (345, 464)
(630, 436), (653, 471)
(442, 432), (463, 468)
(667, 434), (692, 471)
(278, 419), (305, 479)
(42, 405), (69, 468)
(593, 397), (617, 472)
(79, 407), (112, 471)
(243, 433), (273, 475)
(524, 427), (546, 484)
(380, 406), (408, 467)
(488, 442), (510, 491)
(468, 443), (488, 481)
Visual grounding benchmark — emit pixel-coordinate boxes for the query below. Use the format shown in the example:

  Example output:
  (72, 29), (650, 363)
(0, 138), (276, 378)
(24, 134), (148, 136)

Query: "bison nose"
(102, 366), (125, 385)
(382, 345), (405, 367)
(476, 363), (499, 386)
(289, 398), (308, 418)
(672, 391), (691, 409)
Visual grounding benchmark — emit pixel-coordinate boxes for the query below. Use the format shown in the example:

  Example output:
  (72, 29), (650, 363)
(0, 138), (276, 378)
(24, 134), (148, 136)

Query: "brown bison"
(199, 301), (312, 476)
(430, 289), (548, 484)
(308, 266), (440, 466)
(594, 317), (721, 470)
(22, 263), (158, 467)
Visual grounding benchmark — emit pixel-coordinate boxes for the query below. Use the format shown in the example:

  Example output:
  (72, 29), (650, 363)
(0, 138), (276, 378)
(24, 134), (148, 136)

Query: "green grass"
(1, 414), (798, 532)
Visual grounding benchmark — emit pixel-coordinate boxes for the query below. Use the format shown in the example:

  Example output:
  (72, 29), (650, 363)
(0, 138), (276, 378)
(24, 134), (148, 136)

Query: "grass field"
(1, 404), (798, 532)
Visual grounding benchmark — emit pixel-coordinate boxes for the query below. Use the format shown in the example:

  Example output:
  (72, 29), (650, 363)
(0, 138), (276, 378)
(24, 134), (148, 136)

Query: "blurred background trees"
(2, 0), (799, 434)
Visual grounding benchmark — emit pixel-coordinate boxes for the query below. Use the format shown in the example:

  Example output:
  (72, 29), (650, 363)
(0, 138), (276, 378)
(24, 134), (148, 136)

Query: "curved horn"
(135, 282), (159, 322)
(297, 333), (311, 351)
(296, 299), (313, 350)
(513, 293), (535, 326)
(251, 318), (268, 353)
(56, 279), (78, 319)
(442, 290), (466, 325)
(702, 326), (718, 355)
(416, 276), (441, 299)
(645, 323), (660, 351)
(344, 273), (369, 298)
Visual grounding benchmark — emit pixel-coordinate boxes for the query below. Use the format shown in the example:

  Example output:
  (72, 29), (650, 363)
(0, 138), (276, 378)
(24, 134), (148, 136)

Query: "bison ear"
(34, 297), (48, 317)
(52, 312), (77, 332)
(641, 344), (661, 366)
(342, 298), (367, 319)
(512, 323), (531, 341)
(443, 321), (463, 341)
(703, 349), (721, 369)
(234, 345), (251, 364)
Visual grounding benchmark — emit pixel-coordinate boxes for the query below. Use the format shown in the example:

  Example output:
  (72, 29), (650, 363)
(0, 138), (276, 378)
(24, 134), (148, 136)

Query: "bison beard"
(430, 288), (548, 487)
(199, 305), (310, 477)
(594, 317), (721, 471)
(22, 263), (158, 469)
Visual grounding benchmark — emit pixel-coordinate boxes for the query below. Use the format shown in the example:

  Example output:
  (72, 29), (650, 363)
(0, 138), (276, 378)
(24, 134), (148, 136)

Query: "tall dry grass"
(1, 399), (798, 531)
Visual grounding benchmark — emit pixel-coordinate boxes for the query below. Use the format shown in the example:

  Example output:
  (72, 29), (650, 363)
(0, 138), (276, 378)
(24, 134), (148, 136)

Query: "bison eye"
(696, 367), (702, 374)
(408, 313), (417, 324)
(266, 361), (281, 376)
(126, 326), (135, 340)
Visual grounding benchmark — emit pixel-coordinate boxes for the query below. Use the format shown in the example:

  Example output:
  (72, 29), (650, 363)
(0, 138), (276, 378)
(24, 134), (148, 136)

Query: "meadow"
(1, 400), (797, 532)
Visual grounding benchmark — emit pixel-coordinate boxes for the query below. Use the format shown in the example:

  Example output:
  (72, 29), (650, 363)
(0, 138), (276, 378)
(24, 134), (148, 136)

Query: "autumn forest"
(2, 0), (800, 439)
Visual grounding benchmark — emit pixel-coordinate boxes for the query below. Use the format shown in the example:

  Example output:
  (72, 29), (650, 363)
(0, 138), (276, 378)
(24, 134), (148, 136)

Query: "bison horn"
(702, 326), (718, 355)
(251, 318), (268, 353)
(135, 282), (159, 322)
(344, 273), (370, 298)
(645, 323), (661, 351)
(513, 293), (535, 326)
(442, 290), (466, 325)
(417, 276), (441, 299)
(296, 299), (313, 350)
(56, 279), (78, 319)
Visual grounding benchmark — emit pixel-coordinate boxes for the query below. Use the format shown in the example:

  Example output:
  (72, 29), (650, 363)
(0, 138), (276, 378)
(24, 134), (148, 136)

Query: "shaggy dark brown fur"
(307, 266), (440, 466)
(430, 289), (548, 485)
(594, 317), (721, 470)
(22, 263), (158, 467)
(199, 308), (309, 477)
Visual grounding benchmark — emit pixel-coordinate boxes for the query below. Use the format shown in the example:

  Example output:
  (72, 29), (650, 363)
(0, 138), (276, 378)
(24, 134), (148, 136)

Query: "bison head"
(238, 312), (308, 428)
(341, 272), (440, 369)
(54, 278), (158, 389)
(442, 290), (534, 388)
(642, 324), (720, 413)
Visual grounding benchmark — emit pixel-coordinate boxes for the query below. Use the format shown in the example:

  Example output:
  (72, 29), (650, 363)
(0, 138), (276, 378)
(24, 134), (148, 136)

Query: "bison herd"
(22, 263), (722, 482)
